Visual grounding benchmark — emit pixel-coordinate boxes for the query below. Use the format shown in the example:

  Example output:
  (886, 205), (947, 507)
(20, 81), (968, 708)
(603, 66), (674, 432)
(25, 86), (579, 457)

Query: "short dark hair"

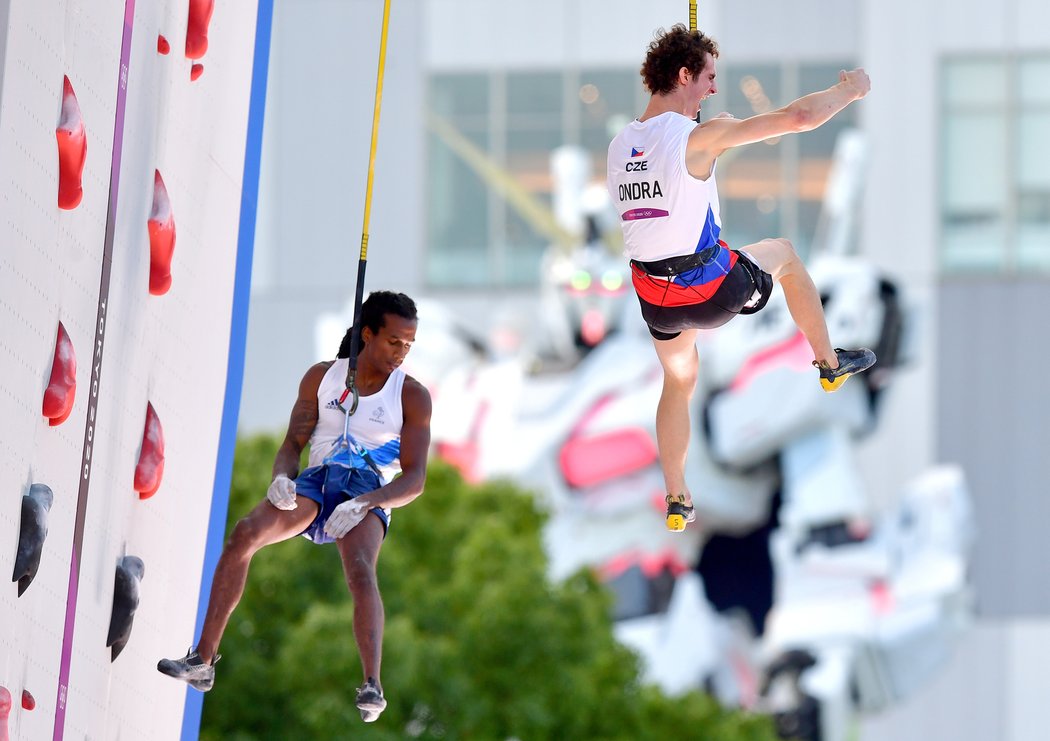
(640, 24), (719, 96)
(337, 290), (418, 358)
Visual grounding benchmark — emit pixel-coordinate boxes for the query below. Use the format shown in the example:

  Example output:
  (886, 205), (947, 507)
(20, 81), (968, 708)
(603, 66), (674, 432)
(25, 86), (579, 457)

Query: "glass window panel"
(581, 116), (632, 158)
(795, 199), (822, 260)
(578, 69), (640, 125)
(720, 195), (781, 250)
(506, 125), (563, 201)
(722, 64), (781, 116)
(941, 224), (1006, 271)
(798, 63), (854, 100)
(430, 73), (489, 121)
(504, 198), (550, 250)
(944, 59), (1008, 107)
(502, 242), (547, 285)
(1018, 191), (1050, 224)
(506, 126), (563, 157)
(507, 71), (562, 117)
(718, 65), (781, 161)
(1016, 226), (1050, 271)
(942, 112), (1007, 211)
(427, 246), (494, 287)
(794, 64), (854, 237)
(579, 69), (641, 161)
(799, 111), (855, 159)
(426, 129), (491, 287)
(798, 65), (856, 159)
(1017, 191), (1050, 271)
(941, 219), (1006, 271)
(1019, 58), (1050, 105)
(720, 152), (783, 200)
(502, 128), (561, 285)
(500, 193), (550, 286)
(1017, 111), (1050, 189)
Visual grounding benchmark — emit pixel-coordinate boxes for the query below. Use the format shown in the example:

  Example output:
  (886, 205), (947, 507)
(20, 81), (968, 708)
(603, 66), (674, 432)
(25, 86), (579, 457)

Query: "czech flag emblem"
(631, 147), (645, 157)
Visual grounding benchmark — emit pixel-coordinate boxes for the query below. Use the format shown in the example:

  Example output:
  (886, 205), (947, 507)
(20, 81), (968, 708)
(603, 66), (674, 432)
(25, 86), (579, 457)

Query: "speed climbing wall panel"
(0, 0), (266, 738)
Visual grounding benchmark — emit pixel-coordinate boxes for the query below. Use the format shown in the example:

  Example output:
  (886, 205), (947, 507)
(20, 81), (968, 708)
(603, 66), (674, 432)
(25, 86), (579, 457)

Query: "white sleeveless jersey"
(607, 112), (722, 262)
(309, 358), (405, 481)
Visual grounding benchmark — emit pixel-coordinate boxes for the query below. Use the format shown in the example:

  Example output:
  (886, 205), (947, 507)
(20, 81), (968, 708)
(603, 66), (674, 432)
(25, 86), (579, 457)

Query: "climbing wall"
(0, 0), (266, 738)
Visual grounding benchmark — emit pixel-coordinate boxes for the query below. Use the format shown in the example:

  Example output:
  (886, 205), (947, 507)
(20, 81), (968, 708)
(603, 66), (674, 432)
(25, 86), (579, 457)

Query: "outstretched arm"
(689, 68), (870, 162)
(271, 362), (331, 480)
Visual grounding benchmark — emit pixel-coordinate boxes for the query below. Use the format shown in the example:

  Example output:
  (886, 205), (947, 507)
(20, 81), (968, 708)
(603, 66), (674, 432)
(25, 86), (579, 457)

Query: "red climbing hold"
(42, 321), (76, 426)
(0, 685), (10, 741)
(56, 76), (87, 210)
(190, 63), (204, 81)
(20, 690), (34, 711)
(157, 34), (170, 55)
(134, 402), (165, 499)
(185, 0), (214, 60)
(148, 170), (176, 296)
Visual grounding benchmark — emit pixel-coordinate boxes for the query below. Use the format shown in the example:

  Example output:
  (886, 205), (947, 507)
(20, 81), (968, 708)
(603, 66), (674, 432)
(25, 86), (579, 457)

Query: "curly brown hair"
(640, 24), (719, 96)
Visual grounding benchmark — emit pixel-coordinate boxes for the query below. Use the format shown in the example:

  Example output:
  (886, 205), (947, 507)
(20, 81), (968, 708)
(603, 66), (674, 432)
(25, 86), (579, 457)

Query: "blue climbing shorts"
(294, 464), (389, 545)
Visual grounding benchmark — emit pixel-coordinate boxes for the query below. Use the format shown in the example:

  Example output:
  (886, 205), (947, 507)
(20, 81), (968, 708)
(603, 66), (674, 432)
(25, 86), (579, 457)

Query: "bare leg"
(742, 238), (838, 368)
(196, 497), (318, 662)
(336, 513), (386, 687)
(652, 329), (700, 506)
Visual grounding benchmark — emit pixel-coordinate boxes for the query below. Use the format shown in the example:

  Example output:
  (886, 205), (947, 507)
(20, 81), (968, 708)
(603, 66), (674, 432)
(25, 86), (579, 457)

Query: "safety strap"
(323, 408), (386, 483)
(631, 240), (727, 277)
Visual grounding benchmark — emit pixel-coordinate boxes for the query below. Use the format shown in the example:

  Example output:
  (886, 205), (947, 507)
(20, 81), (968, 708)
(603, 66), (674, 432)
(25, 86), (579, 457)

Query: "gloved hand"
(266, 474), (298, 510)
(323, 499), (370, 539)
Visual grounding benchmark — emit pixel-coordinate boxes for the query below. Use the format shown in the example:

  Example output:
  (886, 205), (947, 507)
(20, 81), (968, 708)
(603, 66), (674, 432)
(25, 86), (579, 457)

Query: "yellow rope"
(360, 0), (391, 261)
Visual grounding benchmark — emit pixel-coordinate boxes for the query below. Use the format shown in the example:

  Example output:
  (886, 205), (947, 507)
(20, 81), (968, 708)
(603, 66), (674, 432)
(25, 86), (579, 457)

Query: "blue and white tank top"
(309, 358), (404, 481)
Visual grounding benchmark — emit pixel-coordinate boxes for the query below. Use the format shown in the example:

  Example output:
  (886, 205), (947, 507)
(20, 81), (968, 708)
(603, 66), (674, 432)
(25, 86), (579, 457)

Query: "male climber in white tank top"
(607, 25), (876, 532)
(158, 291), (432, 723)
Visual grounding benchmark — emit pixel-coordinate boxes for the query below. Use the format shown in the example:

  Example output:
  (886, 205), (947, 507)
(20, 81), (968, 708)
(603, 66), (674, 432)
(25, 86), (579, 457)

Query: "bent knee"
(662, 363), (699, 396)
(665, 363), (698, 386)
(344, 558), (378, 591)
(227, 516), (267, 552)
(753, 237), (801, 277)
(760, 237), (797, 259)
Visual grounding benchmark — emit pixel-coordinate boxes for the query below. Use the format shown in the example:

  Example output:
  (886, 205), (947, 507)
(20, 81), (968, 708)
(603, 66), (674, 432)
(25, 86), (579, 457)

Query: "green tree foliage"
(200, 434), (778, 741)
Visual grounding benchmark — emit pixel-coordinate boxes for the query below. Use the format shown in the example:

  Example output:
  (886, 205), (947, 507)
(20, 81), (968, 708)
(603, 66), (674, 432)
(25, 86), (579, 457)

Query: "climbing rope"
(338, 0), (392, 414)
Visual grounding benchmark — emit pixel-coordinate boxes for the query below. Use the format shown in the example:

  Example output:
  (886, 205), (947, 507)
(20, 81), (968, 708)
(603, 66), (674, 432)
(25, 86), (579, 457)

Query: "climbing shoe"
(157, 647), (220, 692)
(356, 677), (387, 722)
(813, 348), (876, 392)
(665, 493), (696, 532)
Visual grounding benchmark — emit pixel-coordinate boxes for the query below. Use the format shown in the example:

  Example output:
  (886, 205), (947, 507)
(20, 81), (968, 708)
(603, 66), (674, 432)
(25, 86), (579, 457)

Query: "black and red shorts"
(630, 241), (773, 340)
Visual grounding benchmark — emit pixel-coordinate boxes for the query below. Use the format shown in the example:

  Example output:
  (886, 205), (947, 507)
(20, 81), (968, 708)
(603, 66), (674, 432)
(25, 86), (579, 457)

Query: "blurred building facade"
(243, 2), (1050, 738)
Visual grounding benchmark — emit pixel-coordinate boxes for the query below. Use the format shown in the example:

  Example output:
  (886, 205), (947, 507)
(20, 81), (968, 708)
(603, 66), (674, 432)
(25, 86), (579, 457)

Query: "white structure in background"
(364, 127), (975, 740)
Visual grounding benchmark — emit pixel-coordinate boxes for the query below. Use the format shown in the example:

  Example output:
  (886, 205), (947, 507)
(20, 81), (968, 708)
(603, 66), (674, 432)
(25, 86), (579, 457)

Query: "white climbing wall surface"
(0, 0), (262, 737)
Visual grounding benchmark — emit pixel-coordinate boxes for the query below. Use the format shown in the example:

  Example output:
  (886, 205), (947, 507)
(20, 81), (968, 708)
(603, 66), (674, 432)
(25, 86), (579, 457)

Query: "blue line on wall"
(181, 0), (274, 737)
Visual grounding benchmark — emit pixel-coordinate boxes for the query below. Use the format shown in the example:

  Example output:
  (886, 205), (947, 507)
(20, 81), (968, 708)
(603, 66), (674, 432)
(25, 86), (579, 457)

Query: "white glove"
(323, 499), (370, 539)
(266, 474), (298, 510)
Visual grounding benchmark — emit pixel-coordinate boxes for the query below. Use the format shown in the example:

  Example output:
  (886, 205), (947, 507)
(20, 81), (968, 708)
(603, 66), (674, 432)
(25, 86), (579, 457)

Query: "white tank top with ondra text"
(308, 358), (405, 481)
(607, 111), (722, 262)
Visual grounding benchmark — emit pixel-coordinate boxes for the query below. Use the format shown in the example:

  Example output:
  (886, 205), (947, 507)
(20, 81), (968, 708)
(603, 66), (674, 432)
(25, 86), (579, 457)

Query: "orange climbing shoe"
(665, 494), (695, 532)
(813, 348), (876, 393)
